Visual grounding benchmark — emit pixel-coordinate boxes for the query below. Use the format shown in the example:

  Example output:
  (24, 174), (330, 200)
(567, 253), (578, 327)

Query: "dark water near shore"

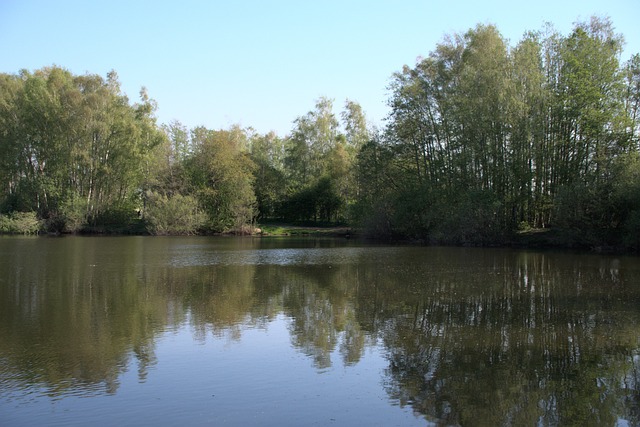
(1, 236), (639, 426)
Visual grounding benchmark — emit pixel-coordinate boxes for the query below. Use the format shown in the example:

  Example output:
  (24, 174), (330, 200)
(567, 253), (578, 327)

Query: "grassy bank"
(257, 223), (355, 237)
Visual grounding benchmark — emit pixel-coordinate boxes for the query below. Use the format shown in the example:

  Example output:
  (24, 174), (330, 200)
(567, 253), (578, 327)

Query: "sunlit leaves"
(186, 127), (257, 232)
(376, 16), (639, 245)
(0, 66), (164, 231)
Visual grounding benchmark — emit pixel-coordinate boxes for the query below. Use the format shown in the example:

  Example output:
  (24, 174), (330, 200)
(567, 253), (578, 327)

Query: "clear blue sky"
(1, 0), (639, 136)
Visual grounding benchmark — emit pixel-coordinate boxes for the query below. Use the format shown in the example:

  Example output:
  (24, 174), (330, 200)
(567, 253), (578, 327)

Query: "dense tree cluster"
(0, 17), (639, 248)
(0, 67), (163, 233)
(358, 17), (640, 248)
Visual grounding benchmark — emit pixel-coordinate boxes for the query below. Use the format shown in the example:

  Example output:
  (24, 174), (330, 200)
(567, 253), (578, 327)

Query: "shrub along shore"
(0, 214), (629, 254)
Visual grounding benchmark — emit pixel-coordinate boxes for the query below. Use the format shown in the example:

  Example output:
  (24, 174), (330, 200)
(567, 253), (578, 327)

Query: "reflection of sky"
(148, 313), (421, 426)
(2, 313), (425, 427)
(169, 246), (393, 267)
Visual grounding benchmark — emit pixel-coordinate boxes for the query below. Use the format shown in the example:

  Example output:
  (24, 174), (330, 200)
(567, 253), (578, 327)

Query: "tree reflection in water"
(374, 251), (640, 426)
(1, 237), (639, 425)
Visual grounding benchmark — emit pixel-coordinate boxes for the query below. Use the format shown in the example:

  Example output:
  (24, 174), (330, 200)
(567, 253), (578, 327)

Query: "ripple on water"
(168, 246), (387, 267)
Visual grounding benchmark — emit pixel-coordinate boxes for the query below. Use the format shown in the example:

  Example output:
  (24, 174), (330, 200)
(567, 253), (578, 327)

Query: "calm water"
(1, 236), (639, 426)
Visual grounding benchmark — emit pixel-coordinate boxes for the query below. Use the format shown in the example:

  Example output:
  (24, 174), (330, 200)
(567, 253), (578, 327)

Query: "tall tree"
(285, 97), (340, 189)
(509, 32), (546, 226)
(623, 54), (640, 149)
(341, 99), (370, 153)
(556, 17), (626, 184)
(367, 17), (637, 245)
(250, 131), (287, 219)
(0, 66), (164, 231)
(186, 127), (257, 232)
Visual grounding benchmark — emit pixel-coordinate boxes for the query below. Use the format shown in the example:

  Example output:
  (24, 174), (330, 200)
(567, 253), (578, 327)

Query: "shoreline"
(4, 225), (635, 255)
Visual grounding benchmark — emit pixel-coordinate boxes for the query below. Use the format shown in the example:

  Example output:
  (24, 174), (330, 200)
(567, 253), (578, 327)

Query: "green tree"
(623, 54), (640, 150)
(285, 97), (339, 188)
(0, 72), (23, 212)
(555, 17), (626, 186)
(341, 99), (370, 154)
(250, 131), (287, 219)
(0, 67), (164, 232)
(363, 17), (638, 246)
(144, 192), (205, 235)
(509, 32), (546, 227)
(186, 126), (257, 232)
(282, 97), (346, 223)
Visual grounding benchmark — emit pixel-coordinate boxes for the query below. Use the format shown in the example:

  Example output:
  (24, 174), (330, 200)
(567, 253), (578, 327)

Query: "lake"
(1, 236), (639, 426)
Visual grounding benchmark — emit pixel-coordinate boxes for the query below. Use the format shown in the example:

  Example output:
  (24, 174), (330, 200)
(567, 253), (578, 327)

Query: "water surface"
(1, 236), (639, 426)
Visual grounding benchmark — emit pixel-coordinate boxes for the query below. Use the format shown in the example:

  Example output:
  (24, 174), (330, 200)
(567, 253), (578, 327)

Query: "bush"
(553, 181), (618, 247)
(612, 154), (640, 251)
(58, 197), (89, 233)
(0, 211), (41, 234)
(144, 192), (206, 235)
(428, 189), (504, 245)
(357, 196), (397, 239)
(86, 201), (145, 234)
(42, 197), (88, 233)
(622, 210), (640, 251)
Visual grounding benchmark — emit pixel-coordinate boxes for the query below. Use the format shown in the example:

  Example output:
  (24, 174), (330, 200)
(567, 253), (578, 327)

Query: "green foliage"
(366, 183), (505, 245)
(622, 211), (640, 250)
(250, 132), (287, 219)
(186, 127), (257, 233)
(0, 211), (41, 234)
(438, 190), (505, 245)
(553, 181), (614, 246)
(45, 194), (89, 233)
(86, 201), (145, 234)
(550, 152), (640, 249)
(1, 16), (638, 246)
(0, 66), (164, 232)
(611, 153), (640, 250)
(144, 192), (206, 235)
(360, 16), (640, 247)
(281, 176), (344, 223)
(278, 98), (370, 224)
(253, 160), (286, 219)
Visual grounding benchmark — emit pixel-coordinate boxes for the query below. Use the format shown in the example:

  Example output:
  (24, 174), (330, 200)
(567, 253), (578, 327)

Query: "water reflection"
(375, 250), (640, 426)
(1, 237), (639, 426)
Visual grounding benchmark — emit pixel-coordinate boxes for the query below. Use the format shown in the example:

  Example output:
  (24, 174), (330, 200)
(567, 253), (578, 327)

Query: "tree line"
(360, 16), (640, 249)
(0, 66), (369, 235)
(0, 16), (639, 249)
